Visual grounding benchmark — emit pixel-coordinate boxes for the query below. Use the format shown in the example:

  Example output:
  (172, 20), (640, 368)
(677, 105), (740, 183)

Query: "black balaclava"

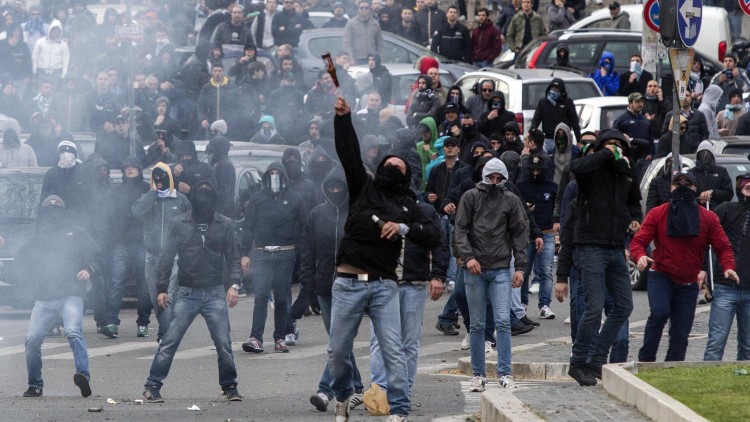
(152, 167), (172, 195)
(555, 130), (568, 153)
(696, 149), (715, 171)
(310, 157), (333, 181)
(282, 148), (303, 181)
(191, 181), (217, 224)
(374, 155), (409, 195)
(325, 179), (348, 206)
(668, 185), (699, 237)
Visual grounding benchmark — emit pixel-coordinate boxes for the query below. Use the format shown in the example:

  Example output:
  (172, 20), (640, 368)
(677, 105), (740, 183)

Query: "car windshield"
(722, 145), (750, 155)
(601, 106), (628, 129)
(0, 173), (44, 220)
(523, 82), (600, 109)
(227, 154), (283, 172)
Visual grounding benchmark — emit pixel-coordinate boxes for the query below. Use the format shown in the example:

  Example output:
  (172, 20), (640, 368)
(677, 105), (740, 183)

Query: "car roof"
(348, 64), (450, 75)
(554, 29), (640, 40)
(462, 68), (595, 82)
(574, 96), (629, 106)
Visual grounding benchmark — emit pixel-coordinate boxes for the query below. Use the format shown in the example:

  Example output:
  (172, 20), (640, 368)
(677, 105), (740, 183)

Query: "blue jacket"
(591, 52), (620, 96)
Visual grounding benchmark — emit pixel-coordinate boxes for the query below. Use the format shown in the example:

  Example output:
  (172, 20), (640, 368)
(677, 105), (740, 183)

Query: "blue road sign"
(677, 0), (702, 47)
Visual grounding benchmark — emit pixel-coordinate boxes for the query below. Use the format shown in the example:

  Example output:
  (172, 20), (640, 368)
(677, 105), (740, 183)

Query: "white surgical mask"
(270, 173), (283, 193)
(58, 152), (75, 169)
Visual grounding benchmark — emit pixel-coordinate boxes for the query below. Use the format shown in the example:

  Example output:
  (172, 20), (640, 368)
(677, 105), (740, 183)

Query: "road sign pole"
(672, 88), (681, 173)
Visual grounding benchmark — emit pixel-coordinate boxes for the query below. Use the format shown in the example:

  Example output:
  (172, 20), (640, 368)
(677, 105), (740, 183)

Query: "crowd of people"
(3, 1), (750, 421)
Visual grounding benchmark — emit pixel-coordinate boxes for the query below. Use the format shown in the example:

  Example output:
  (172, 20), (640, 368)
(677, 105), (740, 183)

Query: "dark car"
(294, 28), (476, 88)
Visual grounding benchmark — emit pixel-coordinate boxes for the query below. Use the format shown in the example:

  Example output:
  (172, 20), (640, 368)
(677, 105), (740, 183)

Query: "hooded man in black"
(143, 180), (243, 403)
(283, 147), (317, 211)
(529, 78), (583, 151)
(688, 141), (734, 208)
(40, 141), (95, 227)
(406, 75), (440, 127)
(368, 53), (392, 105)
(307, 145), (337, 204)
(100, 156), (151, 339)
(554, 43), (578, 71)
(328, 97), (441, 420)
(478, 91), (515, 138)
(172, 140), (216, 196)
(205, 136), (236, 218)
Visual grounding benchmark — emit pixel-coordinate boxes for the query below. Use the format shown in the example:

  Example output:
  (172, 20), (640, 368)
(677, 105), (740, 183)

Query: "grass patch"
(636, 365), (750, 422)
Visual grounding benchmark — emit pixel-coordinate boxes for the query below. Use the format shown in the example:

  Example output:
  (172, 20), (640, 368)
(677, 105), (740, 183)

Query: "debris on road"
(187, 405), (201, 411)
(87, 407), (103, 412)
(106, 398), (118, 404)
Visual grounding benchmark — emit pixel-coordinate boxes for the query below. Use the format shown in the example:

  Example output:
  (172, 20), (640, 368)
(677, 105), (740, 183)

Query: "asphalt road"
(0, 285), (653, 421)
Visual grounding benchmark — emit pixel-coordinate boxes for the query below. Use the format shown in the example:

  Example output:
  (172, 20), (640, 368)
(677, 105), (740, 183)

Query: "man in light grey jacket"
(343, 0), (383, 64)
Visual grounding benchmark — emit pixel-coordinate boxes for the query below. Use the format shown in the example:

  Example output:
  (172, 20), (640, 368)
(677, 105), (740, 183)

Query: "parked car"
(294, 28), (476, 88)
(712, 137), (750, 155)
(347, 64), (456, 124)
(454, 68), (602, 136)
(567, 4), (731, 63)
(575, 96), (629, 133)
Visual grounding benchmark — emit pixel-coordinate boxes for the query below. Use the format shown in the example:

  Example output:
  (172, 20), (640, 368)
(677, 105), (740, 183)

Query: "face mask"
(462, 124), (477, 136)
(374, 164), (407, 193)
(449, 94), (459, 103)
(490, 100), (503, 110)
(555, 133), (568, 151)
(284, 160), (303, 180)
(327, 189), (348, 206)
(310, 159), (333, 180)
(697, 151), (714, 169)
(547, 91), (561, 104)
(190, 187), (216, 224)
(557, 53), (568, 65)
(268, 173), (285, 193)
(58, 152), (75, 169)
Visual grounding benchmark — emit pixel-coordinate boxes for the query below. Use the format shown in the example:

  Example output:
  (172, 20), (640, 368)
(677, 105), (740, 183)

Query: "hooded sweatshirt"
(131, 162), (191, 253)
(416, 116), (438, 190)
(590, 51), (619, 96)
(108, 156), (149, 244)
(688, 140), (734, 207)
(552, 122), (575, 185)
(529, 78), (582, 143)
(408, 76), (440, 127)
(699, 85), (723, 140)
(712, 178), (750, 289)
(478, 91), (516, 137)
(31, 20), (69, 77)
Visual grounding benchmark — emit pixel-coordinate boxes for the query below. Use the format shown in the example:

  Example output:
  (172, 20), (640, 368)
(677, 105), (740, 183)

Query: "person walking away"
(631, 172), (737, 362)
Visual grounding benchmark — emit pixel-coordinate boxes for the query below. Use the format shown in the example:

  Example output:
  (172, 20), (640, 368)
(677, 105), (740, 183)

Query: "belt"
(256, 245), (296, 252)
(336, 272), (383, 282)
(542, 229), (555, 234)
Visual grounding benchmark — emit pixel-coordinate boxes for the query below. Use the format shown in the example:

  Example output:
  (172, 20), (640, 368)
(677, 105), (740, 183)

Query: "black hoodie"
(434, 84), (471, 128)
(368, 53), (393, 105)
(712, 177), (750, 290)
(283, 147), (317, 211)
(108, 156), (149, 244)
(240, 162), (306, 254)
(206, 136), (236, 217)
(529, 78), (582, 142)
(478, 91), (516, 137)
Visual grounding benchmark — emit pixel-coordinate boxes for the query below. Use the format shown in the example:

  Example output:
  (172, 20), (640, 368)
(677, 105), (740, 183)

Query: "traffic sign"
(115, 25), (143, 42)
(644, 0), (660, 32)
(740, 0), (750, 16)
(669, 48), (694, 101)
(677, 0), (702, 47)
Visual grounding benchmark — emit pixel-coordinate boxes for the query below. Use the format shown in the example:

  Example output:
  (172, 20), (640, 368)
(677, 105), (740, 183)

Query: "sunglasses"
(482, 88), (493, 92)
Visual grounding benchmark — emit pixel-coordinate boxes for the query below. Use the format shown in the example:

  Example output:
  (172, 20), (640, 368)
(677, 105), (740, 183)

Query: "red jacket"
(471, 20), (502, 63)
(631, 203), (736, 284)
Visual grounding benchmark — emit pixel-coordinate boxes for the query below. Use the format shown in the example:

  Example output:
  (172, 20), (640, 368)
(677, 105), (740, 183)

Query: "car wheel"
(628, 260), (648, 291)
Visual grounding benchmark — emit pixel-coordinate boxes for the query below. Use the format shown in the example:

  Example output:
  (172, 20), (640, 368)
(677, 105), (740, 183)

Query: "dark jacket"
(400, 202), (449, 282)
(407, 78), (440, 127)
(643, 96), (670, 141)
(369, 54), (393, 105)
(40, 163), (95, 225)
(555, 180), (577, 281)
(240, 162), (306, 254)
(283, 147), (318, 212)
(197, 76), (236, 124)
(156, 210), (241, 293)
(211, 21), (255, 46)
(426, 158), (467, 215)
(471, 19), (502, 63)
(529, 78), (582, 142)
(661, 109), (709, 154)
(94, 130), (146, 170)
(613, 109), (651, 148)
(688, 151), (734, 207)
(518, 146), (554, 183)
(390, 128), (423, 192)
(271, 8), (305, 46)
(569, 141), (642, 247)
(646, 169), (672, 214)
(618, 69), (654, 97)
(299, 167), (348, 297)
(108, 156), (149, 244)
(430, 20), (471, 63)
(390, 19), (424, 44)
(334, 112), (441, 280)
(415, 4), (446, 41)
(516, 171), (558, 231)
(478, 91), (516, 137)
(172, 141), (216, 192)
(713, 196), (750, 289)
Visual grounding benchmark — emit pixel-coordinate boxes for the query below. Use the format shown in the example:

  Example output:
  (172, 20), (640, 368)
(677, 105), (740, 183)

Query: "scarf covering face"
(667, 186), (699, 237)
(724, 103), (743, 120)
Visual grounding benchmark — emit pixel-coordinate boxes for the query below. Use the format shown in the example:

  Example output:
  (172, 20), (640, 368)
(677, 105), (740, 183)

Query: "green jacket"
(416, 116), (437, 190)
(506, 10), (547, 52)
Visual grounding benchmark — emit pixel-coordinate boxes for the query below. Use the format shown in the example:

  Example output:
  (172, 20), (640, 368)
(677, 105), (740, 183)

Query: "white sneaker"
(469, 375), (486, 392)
(335, 397), (350, 422)
(386, 415), (408, 422)
(284, 333), (296, 346)
(564, 316), (571, 324)
(529, 283), (540, 294)
(539, 305), (555, 319)
(500, 374), (517, 388)
(485, 341), (493, 354)
(461, 334), (470, 350)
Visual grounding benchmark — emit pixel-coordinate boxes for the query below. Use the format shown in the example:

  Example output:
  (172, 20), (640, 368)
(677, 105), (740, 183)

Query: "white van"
(568, 5), (731, 63)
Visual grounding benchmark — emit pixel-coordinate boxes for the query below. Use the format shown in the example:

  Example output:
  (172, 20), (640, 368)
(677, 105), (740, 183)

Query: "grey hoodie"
(553, 122), (573, 185)
(699, 85), (723, 140)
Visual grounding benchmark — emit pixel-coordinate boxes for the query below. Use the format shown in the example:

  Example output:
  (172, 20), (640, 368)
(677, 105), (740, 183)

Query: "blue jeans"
(328, 277), (410, 417)
(522, 233), (555, 308)
(370, 284), (427, 394)
(704, 284), (750, 361)
(438, 268), (496, 340)
(604, 294), (630, 363)
(638, 271), (699, 362)
(105, 242), (148, 326)
(571, 246), (633, 365)
(145, 251), (178, 341)
(250, 249), (296, 342)
(145, 285), (237, 390)
(26, 296), (89, 388)
(440, 216), (457, 283)
(568, 265), (584, 342)
(316, 295), (363, 399)
(464, 268), (512, 376)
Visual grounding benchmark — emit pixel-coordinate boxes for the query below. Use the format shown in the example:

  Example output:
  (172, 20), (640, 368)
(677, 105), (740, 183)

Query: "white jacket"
(32, 20), (69, 77)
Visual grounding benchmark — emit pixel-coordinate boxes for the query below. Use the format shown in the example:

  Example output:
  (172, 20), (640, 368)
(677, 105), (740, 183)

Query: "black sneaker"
(222, 387), (243, 402)
(568, 363), (597, 386)
(74, 373), (91, 397)
(23, 387), (42, 397)
(520, 316), (541, 327)
(511, 323), (534, 336)
(586, 361), (603, 380)
(143, 388), (164, 403)
(435, 323), (459, 336)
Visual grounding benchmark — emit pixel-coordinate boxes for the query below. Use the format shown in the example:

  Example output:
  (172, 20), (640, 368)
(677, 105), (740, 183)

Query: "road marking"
(0, 342), (68, 357)
(45, 341), (156, 360)
(136, 341), (372, 360)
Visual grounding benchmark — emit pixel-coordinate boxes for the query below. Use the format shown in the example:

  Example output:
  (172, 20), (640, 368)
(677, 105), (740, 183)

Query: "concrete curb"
(482, 389), (545, 422)
(602, 362), (712, 422)
(458, 357), (572, 381)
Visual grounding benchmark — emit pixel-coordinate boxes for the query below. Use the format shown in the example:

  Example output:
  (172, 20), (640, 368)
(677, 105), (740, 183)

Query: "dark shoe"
(520, 316), (540, 327)
(74, 373), (91, 397)
(137, 325), (149, 337)
(568, 363), (597, 386)
(143, 388), (164, 403)
(23, 387), (42, 397)
(101, 324), (119, 339)
(435, 323), (459, 336)
(453, 322), (461, 329)
(310, 392), (329, 411)
(586, 361), (603, 380)
(222, 387), (243, 401)
(241, 337), (264, 353)
(511, 323), (534, 336)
